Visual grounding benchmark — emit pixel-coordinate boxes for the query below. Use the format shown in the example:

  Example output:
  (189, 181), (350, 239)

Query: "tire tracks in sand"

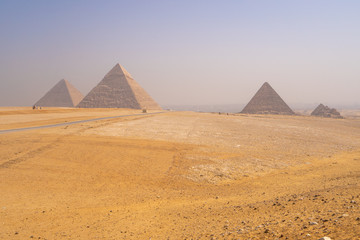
(0, 115), (155, 169)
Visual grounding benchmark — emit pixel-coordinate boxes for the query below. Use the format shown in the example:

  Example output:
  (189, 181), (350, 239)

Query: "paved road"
(0, 112), (164, 135)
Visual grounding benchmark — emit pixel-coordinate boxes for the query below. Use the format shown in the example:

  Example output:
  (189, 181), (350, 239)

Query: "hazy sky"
(0, 0), (359, 107)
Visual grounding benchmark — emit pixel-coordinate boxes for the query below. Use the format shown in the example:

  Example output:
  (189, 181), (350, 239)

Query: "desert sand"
(0, 108), (359, 239)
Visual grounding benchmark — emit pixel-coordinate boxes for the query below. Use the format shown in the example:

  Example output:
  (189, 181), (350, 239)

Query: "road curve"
(0, 111), (165, 135)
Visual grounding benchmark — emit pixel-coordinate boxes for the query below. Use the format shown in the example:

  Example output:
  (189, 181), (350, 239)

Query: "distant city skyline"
(1, 0), (359, 108)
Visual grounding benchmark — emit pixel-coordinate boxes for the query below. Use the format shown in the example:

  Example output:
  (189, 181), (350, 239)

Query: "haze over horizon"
(0, 0), (359, 108)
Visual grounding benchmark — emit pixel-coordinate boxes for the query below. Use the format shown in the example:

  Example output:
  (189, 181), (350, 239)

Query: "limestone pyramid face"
(35, 79), (84, 107)
(311, 104), (343, 119)
(241, 82), (294, 115)
(77, 64), (162, 110)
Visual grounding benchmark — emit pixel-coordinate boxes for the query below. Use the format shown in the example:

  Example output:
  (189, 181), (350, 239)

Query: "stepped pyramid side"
(125, 73), (162, 110)
(311, 104), (343, 119)
(241, 82), (294, 115)
(77, 64), (162, 110)
(35, 79), (84, 107)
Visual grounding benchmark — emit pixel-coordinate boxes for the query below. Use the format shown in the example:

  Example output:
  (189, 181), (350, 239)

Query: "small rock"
(306, 233), (311, 237)
(309, 221), (318, 225)
(237, 228), (244, 233)
(255, 224), (263, 229)
(318, 237), (331, 240)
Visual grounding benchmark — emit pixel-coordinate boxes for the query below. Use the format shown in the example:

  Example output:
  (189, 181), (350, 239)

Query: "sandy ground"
(0, 107), (150, 130)
(0, 108), (359, 239)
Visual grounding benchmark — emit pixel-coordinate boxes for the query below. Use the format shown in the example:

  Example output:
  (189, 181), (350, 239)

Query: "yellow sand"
(0, 108), (359, 239)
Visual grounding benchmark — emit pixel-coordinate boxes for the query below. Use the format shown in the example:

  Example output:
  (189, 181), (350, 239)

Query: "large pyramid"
(241, 82), (294, 115)
(77, 64), (162, 110)
(35, 79), (84, 107)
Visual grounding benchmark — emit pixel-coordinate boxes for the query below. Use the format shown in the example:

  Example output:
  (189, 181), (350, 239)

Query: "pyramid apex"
(117, 63), (127, 71)
(262, 82), (271, 87)
(112, 63), (127, 69)
(109, 63), (121, 71)
(61, 78), (70, 84)
(108, 63), (129, 75)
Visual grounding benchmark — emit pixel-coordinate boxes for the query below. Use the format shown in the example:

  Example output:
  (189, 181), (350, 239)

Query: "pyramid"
(35, 79), (84, 107)
(311, 104), (343, 119)
(241, 82), (294, 115)
(77, 64), (162, 110)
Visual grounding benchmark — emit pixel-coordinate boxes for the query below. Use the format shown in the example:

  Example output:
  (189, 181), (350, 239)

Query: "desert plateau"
(0, 107), (359, 239)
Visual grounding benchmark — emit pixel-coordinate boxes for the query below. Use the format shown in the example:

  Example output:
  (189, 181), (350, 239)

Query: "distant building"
(77, 64), (162, 110)
(34, 79), (83, 107)
(241, 82), (294, 115)
(311, 104), (343, 119)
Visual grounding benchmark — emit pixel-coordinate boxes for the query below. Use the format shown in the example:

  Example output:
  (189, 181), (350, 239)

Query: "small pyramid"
(241, 82), (294, 115)
(77, 64), (162, 110)
(311, 104), (343, 119)
(35, 79), (84, 107)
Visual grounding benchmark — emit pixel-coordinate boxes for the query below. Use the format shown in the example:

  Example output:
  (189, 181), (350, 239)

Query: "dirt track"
(0, 108), (359, 239)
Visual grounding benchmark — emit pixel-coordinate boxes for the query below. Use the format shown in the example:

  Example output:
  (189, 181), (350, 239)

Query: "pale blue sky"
(0, 0), (359, 107)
